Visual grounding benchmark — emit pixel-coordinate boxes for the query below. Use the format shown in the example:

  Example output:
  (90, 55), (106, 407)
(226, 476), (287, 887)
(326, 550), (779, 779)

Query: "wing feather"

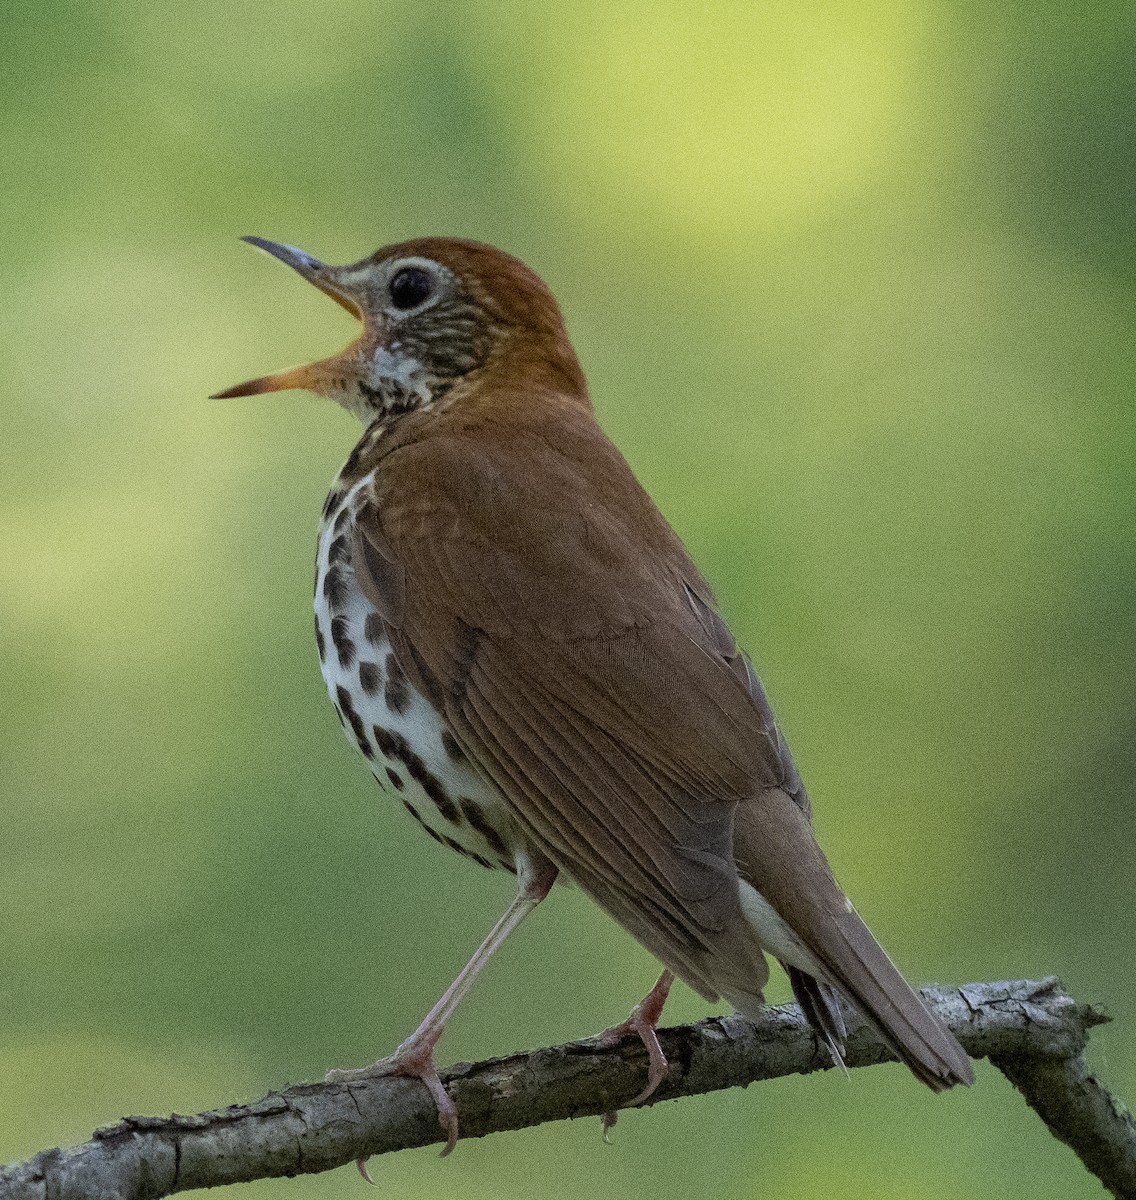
(351, 401), (778, 996)
(345, 384), (971, 1090)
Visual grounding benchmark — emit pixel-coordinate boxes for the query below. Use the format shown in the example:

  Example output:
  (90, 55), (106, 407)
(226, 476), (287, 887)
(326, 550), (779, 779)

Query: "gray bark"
(0, 978), (1128, 1199)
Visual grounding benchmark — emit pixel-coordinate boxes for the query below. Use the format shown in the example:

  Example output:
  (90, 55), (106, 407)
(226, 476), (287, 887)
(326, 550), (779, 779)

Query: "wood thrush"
(214, 236), (974, 1156)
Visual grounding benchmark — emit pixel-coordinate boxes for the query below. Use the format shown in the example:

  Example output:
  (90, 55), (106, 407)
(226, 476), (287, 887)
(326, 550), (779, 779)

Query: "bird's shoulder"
(346, 387), (811, 967)
(366, 389), (684, 591)
(349, 388), (800, 801)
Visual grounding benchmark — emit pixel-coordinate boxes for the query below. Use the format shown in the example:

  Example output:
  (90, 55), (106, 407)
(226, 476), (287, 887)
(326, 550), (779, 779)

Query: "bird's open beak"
(211, 237), (366, 399)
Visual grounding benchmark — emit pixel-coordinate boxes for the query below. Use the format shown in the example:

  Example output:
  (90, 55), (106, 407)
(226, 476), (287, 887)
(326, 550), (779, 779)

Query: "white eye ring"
(383, 257), (448, 317)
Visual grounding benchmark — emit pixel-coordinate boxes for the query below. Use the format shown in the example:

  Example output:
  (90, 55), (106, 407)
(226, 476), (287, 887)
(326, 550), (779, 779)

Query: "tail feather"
(733, 787), (974, 1091)
(825, 909), (974, 1090)
(787, 965), (848, 1070)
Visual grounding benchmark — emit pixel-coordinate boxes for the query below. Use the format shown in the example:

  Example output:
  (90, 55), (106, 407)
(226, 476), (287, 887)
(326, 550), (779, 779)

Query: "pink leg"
(597, 969), (675, 1136)
(327, 857), (557, 1162)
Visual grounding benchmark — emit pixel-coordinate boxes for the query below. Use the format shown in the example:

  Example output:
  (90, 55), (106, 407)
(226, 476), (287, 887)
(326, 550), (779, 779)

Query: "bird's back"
(353, 387), (973, 1089)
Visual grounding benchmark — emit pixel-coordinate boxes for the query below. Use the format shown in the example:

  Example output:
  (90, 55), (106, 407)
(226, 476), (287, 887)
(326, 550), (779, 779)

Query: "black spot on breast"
(459, 798), (508, 856)
(364, 612), (385, 645)
(386, 767), (403, 790)
(358, 660), (381, 695)
(323, 567), (350, 613)
(384, 652), (410, 715)
(440, 730), (467, 765)
(315, 615), (326, 663)
(405, 755), (461, 823)
(336, 685), (370, 754)
(372, 725), (406, 760)
(371, 724), (461, 825)
(331, 615), (355, 669)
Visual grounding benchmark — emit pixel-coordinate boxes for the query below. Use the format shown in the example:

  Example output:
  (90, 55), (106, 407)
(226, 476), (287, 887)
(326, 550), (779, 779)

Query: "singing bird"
(215, 236), (973, 1154)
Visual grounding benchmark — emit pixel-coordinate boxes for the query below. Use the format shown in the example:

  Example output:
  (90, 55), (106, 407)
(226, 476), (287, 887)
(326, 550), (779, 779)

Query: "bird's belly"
(314, 504), (520, 873)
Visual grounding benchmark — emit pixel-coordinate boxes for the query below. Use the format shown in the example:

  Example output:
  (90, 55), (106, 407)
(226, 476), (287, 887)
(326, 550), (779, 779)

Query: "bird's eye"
(389, 267), (433, 311)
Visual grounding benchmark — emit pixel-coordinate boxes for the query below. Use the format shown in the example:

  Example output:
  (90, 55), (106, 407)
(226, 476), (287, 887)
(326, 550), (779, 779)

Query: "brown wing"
(352, 394), (974, 1089)
(350, 395), (792, 1000)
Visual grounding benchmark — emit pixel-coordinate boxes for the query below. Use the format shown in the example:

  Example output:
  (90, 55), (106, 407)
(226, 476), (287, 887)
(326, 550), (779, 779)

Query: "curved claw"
(622, 1014), (670, 1107)
(598, 1014), (671, 1132)
(327, 1041), (459, 1156)
(597, 970), (675, 1135)
(601, 1110), (618, 1143)
(416, 1058), (460, 1156)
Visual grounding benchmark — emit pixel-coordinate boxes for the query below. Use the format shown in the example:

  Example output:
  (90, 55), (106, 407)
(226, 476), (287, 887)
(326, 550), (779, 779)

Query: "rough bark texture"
(0, 978), (1127, 1200)
(994, 1049), (1136, 1198)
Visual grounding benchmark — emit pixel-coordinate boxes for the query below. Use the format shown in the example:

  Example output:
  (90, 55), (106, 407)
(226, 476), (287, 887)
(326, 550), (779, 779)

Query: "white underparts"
(736, 879), (826, 977)
(313, 479), (521, 872)
(368, 347), (432, 406)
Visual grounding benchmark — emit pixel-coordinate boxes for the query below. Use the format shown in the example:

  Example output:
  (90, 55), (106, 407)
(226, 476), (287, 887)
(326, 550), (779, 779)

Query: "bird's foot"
(326, 1037), (459, 1159)
(598, 1006), (670, 1108)
(596, 973), (673, 1137)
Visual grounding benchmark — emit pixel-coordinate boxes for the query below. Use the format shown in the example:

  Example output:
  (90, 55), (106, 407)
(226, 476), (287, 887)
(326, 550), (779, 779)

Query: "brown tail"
(807, 901), (973, 1090)
(732, 788), (974, 1090)
(787, 966), (848, 1068)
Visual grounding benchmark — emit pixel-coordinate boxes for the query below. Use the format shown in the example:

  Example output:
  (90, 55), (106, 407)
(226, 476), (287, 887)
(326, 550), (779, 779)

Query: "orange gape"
(214, 236), (974, 1163)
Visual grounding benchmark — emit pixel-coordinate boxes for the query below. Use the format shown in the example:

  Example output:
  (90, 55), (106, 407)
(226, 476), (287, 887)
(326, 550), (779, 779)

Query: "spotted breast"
(218, 236), (974, 1151)
(313, 446), (522, 875)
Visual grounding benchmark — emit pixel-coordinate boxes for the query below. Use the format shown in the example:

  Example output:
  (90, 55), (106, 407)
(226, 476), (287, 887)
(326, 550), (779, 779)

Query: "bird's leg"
(326, 857), (557, 1159)
(597, 968), (675, 1137)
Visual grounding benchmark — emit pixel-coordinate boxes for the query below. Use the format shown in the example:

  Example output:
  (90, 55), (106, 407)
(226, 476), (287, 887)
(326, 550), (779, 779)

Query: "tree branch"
(0, 978), (1126, 1200)
(994, 1047), (1136, 1197)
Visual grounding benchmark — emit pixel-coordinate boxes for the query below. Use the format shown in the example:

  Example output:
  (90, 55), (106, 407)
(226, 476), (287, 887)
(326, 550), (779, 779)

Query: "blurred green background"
(2, 1), (1133, 1197)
